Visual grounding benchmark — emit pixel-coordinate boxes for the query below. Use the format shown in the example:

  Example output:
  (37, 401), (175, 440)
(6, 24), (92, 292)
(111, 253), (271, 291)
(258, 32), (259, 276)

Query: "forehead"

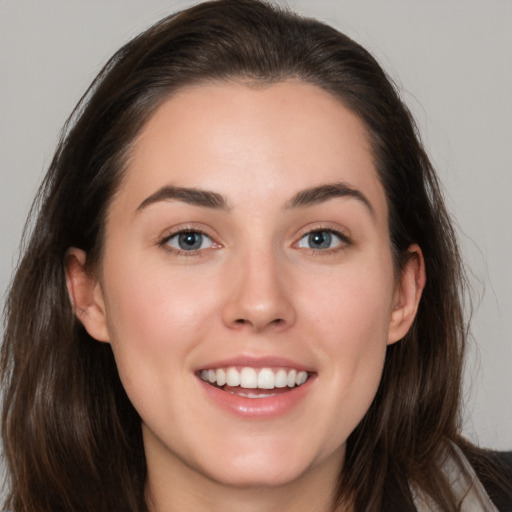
(114, 80), (387, 222)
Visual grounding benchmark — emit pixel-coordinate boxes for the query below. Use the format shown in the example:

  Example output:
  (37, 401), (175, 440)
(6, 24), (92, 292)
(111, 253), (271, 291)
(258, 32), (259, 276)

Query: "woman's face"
(70, 81), (423, 494)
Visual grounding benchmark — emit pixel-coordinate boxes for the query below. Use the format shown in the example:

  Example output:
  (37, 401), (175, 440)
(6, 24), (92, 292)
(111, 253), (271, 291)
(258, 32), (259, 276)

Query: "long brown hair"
(1, 1), (506, 511)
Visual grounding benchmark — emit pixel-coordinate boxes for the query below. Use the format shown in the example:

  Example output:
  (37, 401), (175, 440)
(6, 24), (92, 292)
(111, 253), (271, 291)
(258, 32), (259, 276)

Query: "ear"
(387, 244), (426, 345)
(65, 248), (110, 343)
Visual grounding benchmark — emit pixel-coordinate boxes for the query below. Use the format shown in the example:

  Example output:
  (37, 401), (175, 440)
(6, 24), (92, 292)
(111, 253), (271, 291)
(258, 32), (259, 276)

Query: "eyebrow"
(136, 181), (374, 216)
(286, 182), (375, 216)
(136, 185), (230, 212)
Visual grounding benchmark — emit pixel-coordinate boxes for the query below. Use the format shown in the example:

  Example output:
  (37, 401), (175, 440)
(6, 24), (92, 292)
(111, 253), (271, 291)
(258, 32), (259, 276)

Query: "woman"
(1, 1), (511, 511)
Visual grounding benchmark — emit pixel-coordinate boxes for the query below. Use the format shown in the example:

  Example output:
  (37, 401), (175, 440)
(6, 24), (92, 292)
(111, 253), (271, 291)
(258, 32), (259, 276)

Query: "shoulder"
(383, 445), (512, 512)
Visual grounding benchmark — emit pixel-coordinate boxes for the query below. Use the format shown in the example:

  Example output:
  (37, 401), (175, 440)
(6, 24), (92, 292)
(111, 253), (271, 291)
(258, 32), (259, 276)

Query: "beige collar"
(411, 443), (499, 511)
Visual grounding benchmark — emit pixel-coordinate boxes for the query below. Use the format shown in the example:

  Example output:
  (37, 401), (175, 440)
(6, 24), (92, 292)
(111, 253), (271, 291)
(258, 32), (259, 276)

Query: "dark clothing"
(480, 451), (512, 512)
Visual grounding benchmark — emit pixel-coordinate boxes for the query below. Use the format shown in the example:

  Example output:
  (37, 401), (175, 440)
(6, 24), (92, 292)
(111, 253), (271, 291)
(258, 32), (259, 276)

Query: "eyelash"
(159, 227), (219, 257)
(295, 227), (351, 254)
(158, 226), (351, 257)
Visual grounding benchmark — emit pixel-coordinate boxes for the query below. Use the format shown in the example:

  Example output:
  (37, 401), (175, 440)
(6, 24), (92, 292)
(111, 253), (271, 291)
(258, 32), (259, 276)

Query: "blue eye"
(297, 230), (345, 250)
(165, 231), (214, 251)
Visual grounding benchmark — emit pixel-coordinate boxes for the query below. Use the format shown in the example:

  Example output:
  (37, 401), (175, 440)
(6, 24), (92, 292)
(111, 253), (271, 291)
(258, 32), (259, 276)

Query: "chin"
(193, 439), (337, 491)
(201, 459), (311, 490)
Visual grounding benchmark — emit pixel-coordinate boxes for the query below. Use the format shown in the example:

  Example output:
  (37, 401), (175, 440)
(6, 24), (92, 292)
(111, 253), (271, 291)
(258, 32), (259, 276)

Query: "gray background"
(1, 0), (511, 459)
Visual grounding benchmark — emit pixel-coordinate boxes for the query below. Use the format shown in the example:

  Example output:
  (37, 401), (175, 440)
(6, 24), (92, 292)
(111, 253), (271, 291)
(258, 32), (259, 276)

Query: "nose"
(221, 249), (296, 332)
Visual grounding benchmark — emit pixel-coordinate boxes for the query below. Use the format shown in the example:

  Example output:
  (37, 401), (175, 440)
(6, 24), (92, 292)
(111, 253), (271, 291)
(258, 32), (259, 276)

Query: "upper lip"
(195, 355), (315, 373)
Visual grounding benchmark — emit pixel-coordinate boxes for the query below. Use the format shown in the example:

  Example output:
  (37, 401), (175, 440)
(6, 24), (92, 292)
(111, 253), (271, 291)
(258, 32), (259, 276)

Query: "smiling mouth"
(199, 367), (310, 398)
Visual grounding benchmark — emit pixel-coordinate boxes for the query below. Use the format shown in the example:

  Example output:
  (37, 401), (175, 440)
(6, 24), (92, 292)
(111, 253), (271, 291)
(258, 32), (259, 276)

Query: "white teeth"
(237, 391), (277, 398)
(296, 371), (308, 386)
(257, 368), (275, 389)
(226, 367), (240, 387)
(275, 369), (288, 388)
(216, 368), (226, 386)
(200, 366), (309, 390)
(240, 367), (258, 388)
(287, 369), (297, 387)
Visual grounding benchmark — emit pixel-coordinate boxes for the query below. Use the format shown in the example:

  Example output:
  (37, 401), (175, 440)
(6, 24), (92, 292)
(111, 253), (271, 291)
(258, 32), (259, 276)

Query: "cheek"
(100, 257), (219, 393)
(104, 253), (215, 334)
(311, 305), (389, 448)
(317, 284), (390, 389)
(299, 256), (394, 417)
(303, 256), (394, 346)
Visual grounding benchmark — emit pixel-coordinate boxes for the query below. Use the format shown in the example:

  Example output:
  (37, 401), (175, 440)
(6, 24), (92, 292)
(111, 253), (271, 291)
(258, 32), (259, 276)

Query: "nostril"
(232, 317), (285, 330)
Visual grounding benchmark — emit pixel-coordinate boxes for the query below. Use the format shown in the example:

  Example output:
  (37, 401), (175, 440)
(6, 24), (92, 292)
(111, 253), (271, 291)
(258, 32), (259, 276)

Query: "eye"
(164, 231), (215, 252)
(296, 230), (346, 250)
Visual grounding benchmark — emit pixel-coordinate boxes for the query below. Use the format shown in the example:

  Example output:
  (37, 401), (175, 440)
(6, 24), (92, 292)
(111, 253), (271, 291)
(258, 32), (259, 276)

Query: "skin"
(66, 81), (425, 512)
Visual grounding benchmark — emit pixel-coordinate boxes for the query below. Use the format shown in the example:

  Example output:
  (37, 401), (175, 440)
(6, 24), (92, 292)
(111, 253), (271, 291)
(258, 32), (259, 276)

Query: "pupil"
(178, 232), (202, 250)
(309, 231), (331, 249)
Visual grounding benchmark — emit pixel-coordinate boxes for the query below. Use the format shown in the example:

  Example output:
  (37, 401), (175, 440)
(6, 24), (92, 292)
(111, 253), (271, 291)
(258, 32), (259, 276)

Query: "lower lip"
(198, 376), (315, 419)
